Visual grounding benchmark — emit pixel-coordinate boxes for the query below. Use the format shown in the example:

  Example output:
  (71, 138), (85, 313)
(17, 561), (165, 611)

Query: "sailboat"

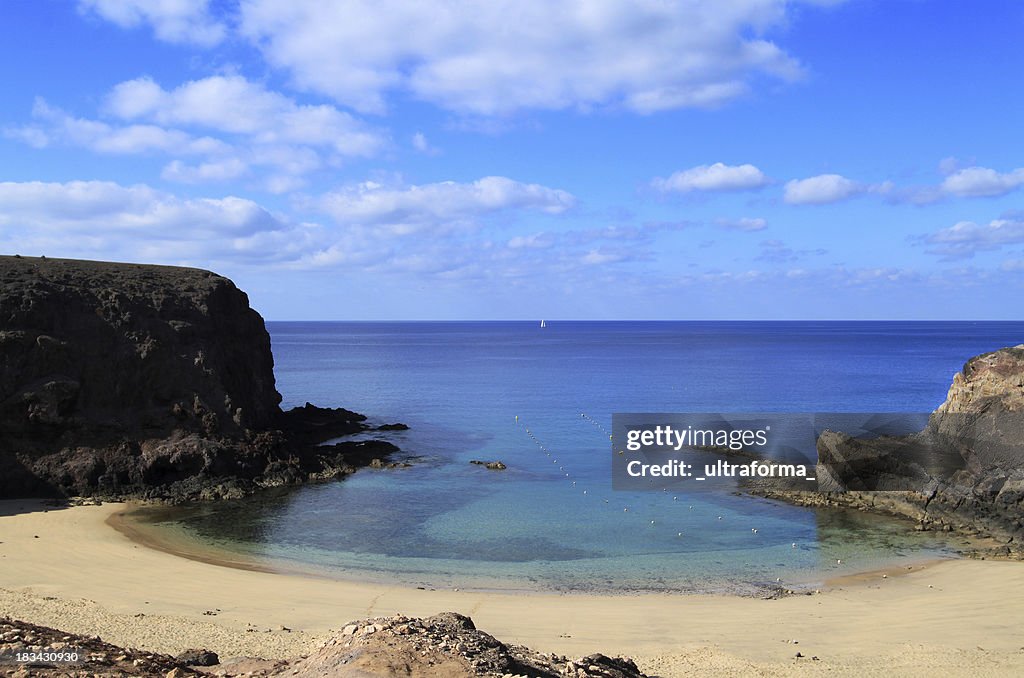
(540, 319), (546, 328)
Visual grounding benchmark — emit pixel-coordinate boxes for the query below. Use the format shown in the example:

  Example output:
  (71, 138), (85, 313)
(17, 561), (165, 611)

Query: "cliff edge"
(0, 255), (399, 500)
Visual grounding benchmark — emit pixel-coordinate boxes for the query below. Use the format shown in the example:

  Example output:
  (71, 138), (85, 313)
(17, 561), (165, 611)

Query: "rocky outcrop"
(749, 345), (1024, 557)
(283, 613), (646, 678)
(0, 256), (401, 501)
(0, 616), (201, 676)
(0, 613), (648, 677)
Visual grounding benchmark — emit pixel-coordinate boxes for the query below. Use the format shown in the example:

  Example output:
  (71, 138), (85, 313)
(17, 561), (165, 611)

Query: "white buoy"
(650, 520), (655, 525)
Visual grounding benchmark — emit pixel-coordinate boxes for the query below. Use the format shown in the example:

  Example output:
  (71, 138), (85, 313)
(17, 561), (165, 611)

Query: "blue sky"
(1, 0), (1022, 319)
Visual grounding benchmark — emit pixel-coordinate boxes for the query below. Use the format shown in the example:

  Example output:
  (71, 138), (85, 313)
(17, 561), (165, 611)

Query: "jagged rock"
(748, 345), (1024, 557)
(0, 617), (198, 676)
(175, 648), (219, 666)
(1, 613), (647, 677)
(274, 612), (647, 678)
(0, 256), (405, 501)
(470, 460), (507, 470)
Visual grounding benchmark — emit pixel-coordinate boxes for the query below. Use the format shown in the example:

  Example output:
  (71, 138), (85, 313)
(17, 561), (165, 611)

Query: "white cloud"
(923, 217), (1024, 260)
(652, 163), (769, 193)
(236, 0), (818, 115)
(581, 249), (629, 265)
(411, 131), (439, 155)
(5, 98), (226, 156)
(508, 233), (554, 249)
(941, 166), (1024, 198)
(9, 77), (387, 190)
(715, 217), (767, 231)
(106, 75), (384, 157)
(161, 158), (249, 183)
(0, 180), (282, 237)
(0, 180), (326, 267)
(317, 177), (575, 232)
(784, 174), (866, 205)
(78, 0), (225, 46)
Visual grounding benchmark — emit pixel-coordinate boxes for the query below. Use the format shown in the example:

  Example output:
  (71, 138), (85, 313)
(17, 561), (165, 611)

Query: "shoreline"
(109, 501), (954, 597)
(3, 499), (1024, 676)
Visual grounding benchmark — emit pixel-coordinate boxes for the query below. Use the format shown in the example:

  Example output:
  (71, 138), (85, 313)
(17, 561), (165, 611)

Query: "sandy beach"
(0, 500), (1022, 676)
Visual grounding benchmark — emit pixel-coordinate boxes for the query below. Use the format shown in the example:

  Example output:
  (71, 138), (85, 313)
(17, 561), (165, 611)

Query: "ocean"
(134, 321), (1024, 593)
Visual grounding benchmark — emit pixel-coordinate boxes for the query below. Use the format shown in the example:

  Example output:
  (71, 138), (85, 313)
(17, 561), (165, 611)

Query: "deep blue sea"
(138, 321), (1024, 593)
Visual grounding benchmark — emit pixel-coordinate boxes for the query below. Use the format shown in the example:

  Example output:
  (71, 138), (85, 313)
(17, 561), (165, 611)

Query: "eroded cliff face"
(1, 256), (281, 438)
(0, 256), (398, 500)
(748, 345), (1024, 557)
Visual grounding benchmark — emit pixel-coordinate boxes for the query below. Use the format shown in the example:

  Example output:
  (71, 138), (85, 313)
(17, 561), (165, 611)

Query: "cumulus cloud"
(784, 174), (871, 205)
(0, 180), (282, 237)
(940, 166), (1024, 198)
(316, 176), (575, 233)
(715, 217), (767, 231)
(0, 180), (321, 266)
(8, 77), (387, 192)
(4, 98), (226, 156)
(78, 0), (226, 46)
(234, 0), (819, 115)
(922, 216), (1024, 260)
(652, 163), (769, 193)
(106, 75), (383, 157)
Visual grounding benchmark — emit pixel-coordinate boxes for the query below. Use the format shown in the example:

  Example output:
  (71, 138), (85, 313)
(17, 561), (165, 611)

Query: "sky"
(1, 0), (1023, 320)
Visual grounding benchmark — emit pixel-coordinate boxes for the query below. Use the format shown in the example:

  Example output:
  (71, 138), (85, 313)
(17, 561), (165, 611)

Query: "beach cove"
(2, 499), (1023, 676)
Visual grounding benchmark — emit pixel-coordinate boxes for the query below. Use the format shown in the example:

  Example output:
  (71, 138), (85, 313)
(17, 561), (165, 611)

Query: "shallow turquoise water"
(135, 321), (1024, 593)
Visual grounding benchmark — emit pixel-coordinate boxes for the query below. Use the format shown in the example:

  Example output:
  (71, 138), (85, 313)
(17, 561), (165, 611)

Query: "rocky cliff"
(749, 345), (1024, 557)
(0, 255), (400, 501)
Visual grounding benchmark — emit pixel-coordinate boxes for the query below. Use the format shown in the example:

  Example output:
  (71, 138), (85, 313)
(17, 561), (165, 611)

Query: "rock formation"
(748, 345), (1024, 557)
(0, 613), (648, 677)
(0, 256), (401, 501)
(290, 612), (646, 678)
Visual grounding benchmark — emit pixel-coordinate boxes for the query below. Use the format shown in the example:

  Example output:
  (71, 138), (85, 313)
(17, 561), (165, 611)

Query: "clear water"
(134, 321), (1024, 593)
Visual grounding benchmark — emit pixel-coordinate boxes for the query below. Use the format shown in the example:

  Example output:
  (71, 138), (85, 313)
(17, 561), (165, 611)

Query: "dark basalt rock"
(0, 256), (405, 501)
(748, 345), (1024, 557)
(469, 459), (507, 470)
(175, 648), (220, 666)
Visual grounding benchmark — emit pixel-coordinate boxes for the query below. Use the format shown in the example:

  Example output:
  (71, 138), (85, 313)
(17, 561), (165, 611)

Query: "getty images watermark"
(610, 412), (962, 492)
